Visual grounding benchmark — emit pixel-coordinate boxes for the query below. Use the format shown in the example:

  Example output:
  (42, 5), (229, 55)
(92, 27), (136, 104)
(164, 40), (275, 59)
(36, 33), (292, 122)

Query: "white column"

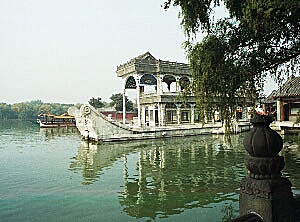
(191, 104), (195, 124)
(176, 104), (181, 125)
(157, 76), (163, 95)
(122, 84), (126, 125)
(204, 111), (208, 123)
(176, 77), (180, 92)
(153, 107), (156, 127)
(141, 105), (145, 126)
(243, 106), (248, 121)
(161, 104), (165, 127)
(277, 100), (281, 121)
(158, 103), (161, 126)
(136, 77), (141, 127)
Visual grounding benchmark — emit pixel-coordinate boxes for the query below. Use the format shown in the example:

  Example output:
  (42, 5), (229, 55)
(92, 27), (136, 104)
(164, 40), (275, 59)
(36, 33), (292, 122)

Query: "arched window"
(125, 76), (136, 89)
(162, 75), (176, 85)
(179, 77), (190, 91)
(162, 75), (176, 92)
(140, 74), (157, 85)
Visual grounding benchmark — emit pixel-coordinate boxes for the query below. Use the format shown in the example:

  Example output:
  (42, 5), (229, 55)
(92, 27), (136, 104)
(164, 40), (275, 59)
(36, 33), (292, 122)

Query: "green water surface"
(0, 120), (299, 222)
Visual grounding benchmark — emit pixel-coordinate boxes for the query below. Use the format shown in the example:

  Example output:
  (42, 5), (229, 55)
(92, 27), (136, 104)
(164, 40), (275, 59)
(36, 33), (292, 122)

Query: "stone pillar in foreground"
(240, 115), (295, 222)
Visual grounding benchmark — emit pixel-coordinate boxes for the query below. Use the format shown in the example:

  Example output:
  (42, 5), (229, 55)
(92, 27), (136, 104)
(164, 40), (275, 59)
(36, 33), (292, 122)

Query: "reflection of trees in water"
(68, 134), (300, 220)
(281, 135), (300, 190)
(0, 120), (39, 132)
(69, 142), (99, 185)
(119, 135), (246, 219)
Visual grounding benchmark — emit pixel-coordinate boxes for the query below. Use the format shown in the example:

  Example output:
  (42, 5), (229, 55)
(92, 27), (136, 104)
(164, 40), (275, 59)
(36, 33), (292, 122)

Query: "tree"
(0, 103), (17, 119)
(164, 0), (300, 127)
(49, 103), (73, 115)
(88, 97), (104, 109)
(110, 93), (135, 112)
(12, 103), (36, 120)
(39, 104), (51, 114)
(0, 101), (74, 120)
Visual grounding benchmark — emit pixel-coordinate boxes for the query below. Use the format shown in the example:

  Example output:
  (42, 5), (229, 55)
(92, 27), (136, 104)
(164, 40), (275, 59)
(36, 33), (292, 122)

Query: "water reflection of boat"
(119, 137), (246, 219)
(37, 113), (76, 128)
(68, 134), (300, 219)
(69, 135), (247, 219)
(69, 140), (143, 185)
(40, 127), (79, 138)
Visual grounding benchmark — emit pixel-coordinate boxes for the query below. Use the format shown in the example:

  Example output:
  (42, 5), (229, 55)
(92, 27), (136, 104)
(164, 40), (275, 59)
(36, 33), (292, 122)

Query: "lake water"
(0, 120), (299, 222)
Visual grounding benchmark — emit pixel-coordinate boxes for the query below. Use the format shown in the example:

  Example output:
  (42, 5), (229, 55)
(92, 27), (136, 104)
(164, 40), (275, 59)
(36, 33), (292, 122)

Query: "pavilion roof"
(134, 51), (157, 62)
(116, 51), (191, 77)
(273, 76), (300, 98)
(116, 52), (157, 71)
(261, 90), (277, 104)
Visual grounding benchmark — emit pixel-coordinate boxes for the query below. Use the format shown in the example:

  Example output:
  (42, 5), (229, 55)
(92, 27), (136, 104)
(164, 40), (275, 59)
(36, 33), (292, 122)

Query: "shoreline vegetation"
(0, 100), (79, 121)
(0, 94), (136, 121)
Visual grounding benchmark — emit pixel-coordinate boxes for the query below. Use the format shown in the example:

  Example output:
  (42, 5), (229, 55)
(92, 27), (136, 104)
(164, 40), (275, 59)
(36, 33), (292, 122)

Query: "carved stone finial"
(243, 114), (283, 157)
(242, 115), (284, 179)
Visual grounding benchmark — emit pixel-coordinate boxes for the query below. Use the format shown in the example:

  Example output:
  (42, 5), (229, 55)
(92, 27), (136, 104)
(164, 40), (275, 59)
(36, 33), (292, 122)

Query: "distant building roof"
(262, 76), (300, 103)
(273, 76), (300, 98)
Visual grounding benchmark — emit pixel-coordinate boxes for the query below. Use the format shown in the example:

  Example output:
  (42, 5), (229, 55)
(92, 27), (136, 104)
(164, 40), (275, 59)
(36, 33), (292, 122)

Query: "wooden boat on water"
(37, 113), (76, 128)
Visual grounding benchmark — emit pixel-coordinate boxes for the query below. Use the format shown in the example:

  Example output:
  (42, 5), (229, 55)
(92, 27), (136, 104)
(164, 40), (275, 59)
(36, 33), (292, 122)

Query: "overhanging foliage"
(164, 0), (300, 127)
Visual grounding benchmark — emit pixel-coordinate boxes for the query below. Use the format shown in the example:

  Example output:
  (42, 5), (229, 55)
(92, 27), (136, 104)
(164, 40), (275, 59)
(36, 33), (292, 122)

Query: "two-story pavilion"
(116, 52), (198, 127)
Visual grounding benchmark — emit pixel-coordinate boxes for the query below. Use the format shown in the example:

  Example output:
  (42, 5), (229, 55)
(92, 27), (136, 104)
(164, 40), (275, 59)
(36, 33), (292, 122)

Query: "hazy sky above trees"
(0, 0), (277, 104)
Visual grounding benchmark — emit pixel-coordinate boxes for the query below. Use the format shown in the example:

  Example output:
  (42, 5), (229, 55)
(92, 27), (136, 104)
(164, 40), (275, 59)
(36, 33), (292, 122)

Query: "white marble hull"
(68, 105), (250, 142)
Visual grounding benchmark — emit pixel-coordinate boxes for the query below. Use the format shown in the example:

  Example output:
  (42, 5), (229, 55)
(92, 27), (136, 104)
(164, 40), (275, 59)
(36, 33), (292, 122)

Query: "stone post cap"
(243, 114), (283, 157)
(250, 114), (273, 125)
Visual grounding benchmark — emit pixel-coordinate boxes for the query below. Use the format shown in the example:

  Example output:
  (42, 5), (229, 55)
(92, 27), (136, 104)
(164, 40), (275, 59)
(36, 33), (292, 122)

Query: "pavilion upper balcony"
(139, 92), (195, 105)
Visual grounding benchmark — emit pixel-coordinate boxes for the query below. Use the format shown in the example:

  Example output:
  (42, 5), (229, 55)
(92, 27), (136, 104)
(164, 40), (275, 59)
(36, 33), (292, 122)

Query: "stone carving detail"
(80, 105), (91, 116)
(240, 177), (293, 199)
(245, 156), (285, 179)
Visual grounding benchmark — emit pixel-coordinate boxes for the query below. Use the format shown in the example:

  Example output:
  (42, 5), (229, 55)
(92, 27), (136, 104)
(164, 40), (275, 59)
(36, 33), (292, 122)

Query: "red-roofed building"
(263, 76), (300, 122)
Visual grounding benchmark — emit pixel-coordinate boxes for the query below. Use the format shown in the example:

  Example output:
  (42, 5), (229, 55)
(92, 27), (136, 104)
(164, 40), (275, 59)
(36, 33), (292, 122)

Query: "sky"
(0, 0), (277, 105)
